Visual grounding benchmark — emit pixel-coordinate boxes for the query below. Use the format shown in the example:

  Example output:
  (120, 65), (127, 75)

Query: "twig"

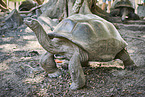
(18, 5), (42, 14)
(134, 77), (145, 85)
(125, 36), (145, 41)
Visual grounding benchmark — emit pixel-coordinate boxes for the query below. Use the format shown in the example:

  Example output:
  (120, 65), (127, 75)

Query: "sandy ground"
(0, 16), (145, 96)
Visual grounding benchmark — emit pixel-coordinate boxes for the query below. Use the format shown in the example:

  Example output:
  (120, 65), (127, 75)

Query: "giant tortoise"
(24, 14), (136, 90)
(110, 0), (140, 22)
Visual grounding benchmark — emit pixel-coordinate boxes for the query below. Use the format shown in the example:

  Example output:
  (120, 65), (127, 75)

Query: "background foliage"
(4, 0), (25, 2)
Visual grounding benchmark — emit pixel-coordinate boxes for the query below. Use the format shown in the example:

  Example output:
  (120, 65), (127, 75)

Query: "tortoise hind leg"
(115, 49), (136, 70)
(40, 52), (61, 77)
(128, 12), (140, 20)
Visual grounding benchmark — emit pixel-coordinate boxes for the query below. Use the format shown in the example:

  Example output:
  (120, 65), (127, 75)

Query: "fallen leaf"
(2, 35), (5, 37)
(137, 92), (142, 94)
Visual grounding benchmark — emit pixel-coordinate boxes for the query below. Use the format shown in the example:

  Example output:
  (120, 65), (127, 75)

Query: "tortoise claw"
(48, 70), (62, 78)
(70, 82), (85, 90)
(125, 65), (137, 71)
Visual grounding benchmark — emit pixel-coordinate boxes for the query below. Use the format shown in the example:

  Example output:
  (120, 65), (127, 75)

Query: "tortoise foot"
(48, 70), (62, 78)
(125, 65), (137, 71)
(70, 82), (85, 90)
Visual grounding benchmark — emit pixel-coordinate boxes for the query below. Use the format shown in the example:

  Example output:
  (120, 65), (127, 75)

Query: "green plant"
(4, 0), (25, 2)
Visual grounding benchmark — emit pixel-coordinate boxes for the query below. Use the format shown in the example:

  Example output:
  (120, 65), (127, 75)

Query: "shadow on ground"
(0, 21), (144, 96)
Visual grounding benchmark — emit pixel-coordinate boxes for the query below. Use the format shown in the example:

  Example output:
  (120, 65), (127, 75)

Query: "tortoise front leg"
(40, 52), (61, 77)
(69, 51), (86, 90)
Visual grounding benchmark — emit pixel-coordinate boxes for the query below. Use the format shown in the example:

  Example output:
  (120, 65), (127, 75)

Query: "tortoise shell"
(50, 14), (127, 61)
(112, 0), (134, 10)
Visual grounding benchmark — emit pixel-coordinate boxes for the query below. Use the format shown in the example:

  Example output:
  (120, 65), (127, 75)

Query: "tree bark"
(40, 0), (115, 22)
(35, 0), (43, 5)
(72, 0), (113, 21)
(40, 0), (67, 19)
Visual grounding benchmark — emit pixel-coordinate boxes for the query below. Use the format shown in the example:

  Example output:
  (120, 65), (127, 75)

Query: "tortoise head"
(24, 17), (39, 30)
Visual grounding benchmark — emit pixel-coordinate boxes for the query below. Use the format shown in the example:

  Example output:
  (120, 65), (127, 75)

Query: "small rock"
(111, 70), (126, 76)
(25, 50), (39, 57)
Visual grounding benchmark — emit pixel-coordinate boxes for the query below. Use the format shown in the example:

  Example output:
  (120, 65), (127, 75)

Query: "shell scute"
(53, 14), (127, 61)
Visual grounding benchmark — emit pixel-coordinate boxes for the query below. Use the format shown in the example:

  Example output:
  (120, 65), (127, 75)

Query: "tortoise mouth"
(24, 17), (32, 24)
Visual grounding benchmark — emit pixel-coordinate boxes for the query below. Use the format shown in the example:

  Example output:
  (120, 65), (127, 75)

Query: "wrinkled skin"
(110, 0), (140, 22)
(24, 14), (136, 90)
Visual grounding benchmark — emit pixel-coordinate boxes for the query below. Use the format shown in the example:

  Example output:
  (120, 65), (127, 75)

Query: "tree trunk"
(35, 0), (43, 5)
(40, 0), (115, 22)
(40, 0), (67, 19)
(73, 0), (113, 22)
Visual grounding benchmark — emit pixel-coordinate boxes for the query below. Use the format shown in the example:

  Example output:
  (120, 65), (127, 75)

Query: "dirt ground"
(0, 16), (145, 96)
